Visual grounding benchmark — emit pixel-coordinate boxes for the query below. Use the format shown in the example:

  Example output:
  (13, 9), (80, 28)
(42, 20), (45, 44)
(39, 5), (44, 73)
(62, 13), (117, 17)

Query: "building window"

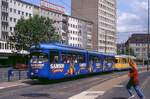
(26, 13), (28, 16)
(10, 27), (12, 31)
(14, 18), (16, 22)
(14, 9), (16, 13)
(22, 12), (24, 15)
(18, 2), (20, 6)
(10, 17), (12, 22)
(18, 10), (20, 14)
(10, 8), (12, 12)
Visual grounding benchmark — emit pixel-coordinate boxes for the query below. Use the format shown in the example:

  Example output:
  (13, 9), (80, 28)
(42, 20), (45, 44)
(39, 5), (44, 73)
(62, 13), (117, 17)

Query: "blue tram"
(27, 43), (115, 80)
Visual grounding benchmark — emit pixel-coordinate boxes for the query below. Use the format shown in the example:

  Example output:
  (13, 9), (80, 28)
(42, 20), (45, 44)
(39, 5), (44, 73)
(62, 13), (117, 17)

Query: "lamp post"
(105, 31), (107, 53)
(147, 0), (150, 71)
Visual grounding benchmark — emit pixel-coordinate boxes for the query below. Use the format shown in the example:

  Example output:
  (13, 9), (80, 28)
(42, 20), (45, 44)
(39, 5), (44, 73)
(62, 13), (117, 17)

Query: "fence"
(0, 68), (27, 82)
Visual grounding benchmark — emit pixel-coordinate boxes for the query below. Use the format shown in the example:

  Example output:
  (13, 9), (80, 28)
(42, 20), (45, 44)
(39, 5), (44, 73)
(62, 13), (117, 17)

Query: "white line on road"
(68, 91), (105, 99)
(0, 87), (4, 89)
(113, 85), (124, 88)
(0, 83), (28, 90)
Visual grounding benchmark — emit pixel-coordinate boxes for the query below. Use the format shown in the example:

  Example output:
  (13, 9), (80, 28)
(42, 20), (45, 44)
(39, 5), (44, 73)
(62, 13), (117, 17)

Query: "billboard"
(40, 0), (65, 14)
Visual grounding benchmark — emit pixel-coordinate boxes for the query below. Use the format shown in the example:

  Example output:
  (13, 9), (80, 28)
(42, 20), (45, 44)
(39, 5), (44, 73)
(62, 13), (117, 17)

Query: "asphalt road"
(0, 71), (127, 99)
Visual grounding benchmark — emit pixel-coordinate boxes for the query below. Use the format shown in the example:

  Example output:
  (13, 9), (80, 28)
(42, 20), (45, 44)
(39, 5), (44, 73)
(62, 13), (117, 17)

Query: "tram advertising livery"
(27, 43), (115, 80)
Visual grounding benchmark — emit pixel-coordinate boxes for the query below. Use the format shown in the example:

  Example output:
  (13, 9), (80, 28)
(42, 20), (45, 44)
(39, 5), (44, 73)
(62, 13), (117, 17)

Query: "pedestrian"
(126, 59), (145, 99)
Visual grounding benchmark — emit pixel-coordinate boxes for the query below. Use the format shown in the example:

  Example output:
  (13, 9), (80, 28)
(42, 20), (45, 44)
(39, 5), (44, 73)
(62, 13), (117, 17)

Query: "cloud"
(117, 0), (148, 33)
(117, 12), (146, 32)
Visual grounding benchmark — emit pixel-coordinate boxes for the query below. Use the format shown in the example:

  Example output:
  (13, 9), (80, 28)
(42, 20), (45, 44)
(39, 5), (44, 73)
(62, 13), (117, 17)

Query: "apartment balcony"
(1, 17), (8, 22)
(1, 27), (8, 33)
(1, 12), (8, 17)
(1, 7), (8, 13)
(1, 31), (8, 40)
(2, 0), (8, 7)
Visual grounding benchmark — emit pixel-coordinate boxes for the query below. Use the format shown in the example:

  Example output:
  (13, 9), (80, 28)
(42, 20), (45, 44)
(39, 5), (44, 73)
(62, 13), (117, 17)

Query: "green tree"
(117, 45), (135, 56)
(8, 15), (61, 51)
(125, 47), (135, 56)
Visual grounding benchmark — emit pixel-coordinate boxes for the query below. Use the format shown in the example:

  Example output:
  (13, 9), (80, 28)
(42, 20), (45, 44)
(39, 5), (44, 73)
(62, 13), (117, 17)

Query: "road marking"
(0, 83), (28, 90)
(68, 91), (105, 99)
(0, 87), (4, 89)
(113, 85), (124, 88)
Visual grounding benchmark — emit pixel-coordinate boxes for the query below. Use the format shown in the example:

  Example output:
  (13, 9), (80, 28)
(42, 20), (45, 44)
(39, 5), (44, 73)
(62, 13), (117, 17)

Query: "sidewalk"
(68, 70), (149, 99)
(98, 71), (150, 99)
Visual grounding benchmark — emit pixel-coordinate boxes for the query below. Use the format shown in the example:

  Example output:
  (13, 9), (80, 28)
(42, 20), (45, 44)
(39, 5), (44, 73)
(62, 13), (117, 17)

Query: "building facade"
(0, 0), (93, 54)
(1, 0), (9, 40)
(126, 34), (150, 60)
(35, 0), (93, 49)
(66, 15), (93, 49)
(72, 0), (117, 54)
(9, 0), (33, 34)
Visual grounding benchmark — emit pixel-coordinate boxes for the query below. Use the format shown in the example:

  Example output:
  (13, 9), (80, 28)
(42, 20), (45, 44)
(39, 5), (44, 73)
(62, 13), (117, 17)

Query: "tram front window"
(30, 52), (48, 63)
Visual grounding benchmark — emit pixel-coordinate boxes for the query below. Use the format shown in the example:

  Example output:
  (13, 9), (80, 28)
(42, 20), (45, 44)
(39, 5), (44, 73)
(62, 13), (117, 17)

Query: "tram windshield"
(30, 52), (48, 63)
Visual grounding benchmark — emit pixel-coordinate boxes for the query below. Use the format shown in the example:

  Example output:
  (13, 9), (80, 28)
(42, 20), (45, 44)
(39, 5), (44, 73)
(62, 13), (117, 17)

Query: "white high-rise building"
(72, 0), (117, 54)
(9, 0), (33, 34)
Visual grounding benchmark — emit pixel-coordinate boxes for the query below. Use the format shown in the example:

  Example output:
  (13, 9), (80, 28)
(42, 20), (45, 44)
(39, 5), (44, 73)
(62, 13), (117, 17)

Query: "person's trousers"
(126, 80), (144, 99)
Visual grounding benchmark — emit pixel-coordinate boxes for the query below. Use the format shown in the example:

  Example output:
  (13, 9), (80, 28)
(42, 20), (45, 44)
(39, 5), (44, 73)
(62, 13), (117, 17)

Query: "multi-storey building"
(0, 0), (34, 54)
(1, 0), (9, 40)
(35, 0), (93, 49)
(126, 34), (150, 60)
(9, 0), (33, 34)
(72, 0), (117, 54)
(0, 0), (11, 55)
(0, 0), (93, 66)
(66, 15), (93, 49)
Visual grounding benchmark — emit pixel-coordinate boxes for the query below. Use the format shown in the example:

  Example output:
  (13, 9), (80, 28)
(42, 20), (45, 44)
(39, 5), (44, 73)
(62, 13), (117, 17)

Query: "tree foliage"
(8, 15), (61, 51)
(117, 46), (135, 56)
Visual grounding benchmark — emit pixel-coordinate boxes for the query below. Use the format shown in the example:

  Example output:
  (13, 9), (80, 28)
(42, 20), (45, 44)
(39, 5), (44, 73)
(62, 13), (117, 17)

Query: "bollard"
(8, 69), (14, 82)
(19, 70), (21, 80)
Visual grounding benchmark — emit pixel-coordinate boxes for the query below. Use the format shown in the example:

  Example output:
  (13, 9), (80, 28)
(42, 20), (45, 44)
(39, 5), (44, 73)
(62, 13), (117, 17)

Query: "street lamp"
(147, 0), (150, 71)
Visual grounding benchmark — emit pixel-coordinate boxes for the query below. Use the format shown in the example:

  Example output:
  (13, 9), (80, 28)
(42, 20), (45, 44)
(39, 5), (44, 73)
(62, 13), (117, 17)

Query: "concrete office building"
(72, 0), (117, 54)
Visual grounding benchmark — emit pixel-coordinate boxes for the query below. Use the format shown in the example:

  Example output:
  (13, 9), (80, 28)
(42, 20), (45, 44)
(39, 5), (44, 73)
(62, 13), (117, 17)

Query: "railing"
(7, 69), (28, 82)
(0, 68), (28, 82)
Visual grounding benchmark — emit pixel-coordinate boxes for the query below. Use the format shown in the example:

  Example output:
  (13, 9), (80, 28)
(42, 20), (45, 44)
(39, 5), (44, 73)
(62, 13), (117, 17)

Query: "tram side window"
(61, 53), (85, 63)
(105, 57), (114, 63)
(89, 55), (100, 63)
(50, 51), (59, 64)
(114, 59), (118, 63)
(122, 58), (127, 63)
(78, 55), (85, 63)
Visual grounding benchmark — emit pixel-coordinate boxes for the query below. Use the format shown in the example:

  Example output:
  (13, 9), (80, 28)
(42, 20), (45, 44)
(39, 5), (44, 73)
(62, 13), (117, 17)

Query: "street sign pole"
(147, 0), (150, 71)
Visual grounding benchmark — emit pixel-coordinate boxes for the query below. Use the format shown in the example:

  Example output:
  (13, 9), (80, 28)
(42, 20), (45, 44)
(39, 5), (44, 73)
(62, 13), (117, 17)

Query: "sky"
(24, 0), (148, 43)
